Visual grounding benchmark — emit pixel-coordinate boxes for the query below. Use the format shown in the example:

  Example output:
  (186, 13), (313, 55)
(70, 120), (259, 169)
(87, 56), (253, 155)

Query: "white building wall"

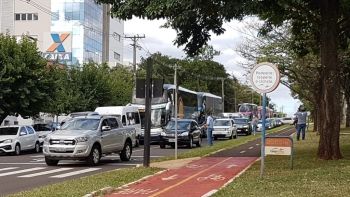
(108, 18), (124, 67)
(13, 0), (51, 51)
(0, 0), (15, 34)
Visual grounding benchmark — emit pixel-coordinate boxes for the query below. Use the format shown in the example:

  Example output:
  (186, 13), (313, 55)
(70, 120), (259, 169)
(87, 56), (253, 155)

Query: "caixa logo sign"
(42, 32), (72, 61)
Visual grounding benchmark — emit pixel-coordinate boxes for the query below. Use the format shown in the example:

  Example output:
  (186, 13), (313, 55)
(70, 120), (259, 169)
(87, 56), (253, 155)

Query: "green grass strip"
(214, 127), (350, 197)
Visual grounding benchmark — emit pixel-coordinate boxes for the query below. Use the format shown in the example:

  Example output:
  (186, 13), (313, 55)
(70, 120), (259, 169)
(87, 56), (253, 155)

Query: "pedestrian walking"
(205, 111), (214, 146)
(251, 116), (259, 136)
(294, 105), (308, 141)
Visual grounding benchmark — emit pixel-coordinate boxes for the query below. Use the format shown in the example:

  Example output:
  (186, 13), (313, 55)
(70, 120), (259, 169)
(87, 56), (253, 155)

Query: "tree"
(97, 0), (346, 160)
(0, 34), (55, 123)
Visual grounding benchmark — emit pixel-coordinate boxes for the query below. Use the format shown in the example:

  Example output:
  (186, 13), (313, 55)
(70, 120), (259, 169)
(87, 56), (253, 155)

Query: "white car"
(0, 125), (40, 155)
(213, 118), (237, 140)
(281, 117), (295, 125)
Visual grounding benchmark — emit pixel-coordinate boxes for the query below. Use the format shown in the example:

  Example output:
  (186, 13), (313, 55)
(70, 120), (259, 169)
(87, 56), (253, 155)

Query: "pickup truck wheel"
(45, 157), (59, 166)
(229, 131), (233, 139)
(233, 132), (237, 139)
(120, 141), (132, 161)
(87, 145), (101, 166)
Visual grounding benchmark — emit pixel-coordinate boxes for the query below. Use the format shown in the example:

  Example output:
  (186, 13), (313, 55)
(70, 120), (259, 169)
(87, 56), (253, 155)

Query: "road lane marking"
(0, 167), (45, 177)
(162, 174), (178, 181)
(30, 155), (44, 158)
(0, 163), (46, 165)
(248, 147), (254, 149)
(18, 168), (73, 178)
(50, 168), (100, 178)
(149, 157), (232, 197)
(0, 167), (19, 172)
(256, 144), (260, 146)
(240, 150), (246, 154)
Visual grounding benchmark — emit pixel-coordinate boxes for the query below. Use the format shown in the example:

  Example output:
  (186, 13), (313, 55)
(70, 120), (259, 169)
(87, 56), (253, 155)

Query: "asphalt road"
(0, 140), (210, 196)
(0, 127), (293, 196)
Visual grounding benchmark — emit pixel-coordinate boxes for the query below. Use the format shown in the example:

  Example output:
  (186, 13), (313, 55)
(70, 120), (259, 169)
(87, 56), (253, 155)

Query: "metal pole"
(222, 78), (224, 113)
(174, 64), (178, 160)
(260, 93), (267, 178)
(143, 58), (152, 167)
(132, 36), (137, 83)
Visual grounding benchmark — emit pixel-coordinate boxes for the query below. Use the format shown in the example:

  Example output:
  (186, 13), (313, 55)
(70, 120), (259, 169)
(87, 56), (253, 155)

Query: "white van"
(95, 106), (141, 146)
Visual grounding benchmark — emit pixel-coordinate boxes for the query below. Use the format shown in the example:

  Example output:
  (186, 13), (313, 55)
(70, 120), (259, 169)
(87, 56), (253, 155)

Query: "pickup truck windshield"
(61, 118), (100, 130)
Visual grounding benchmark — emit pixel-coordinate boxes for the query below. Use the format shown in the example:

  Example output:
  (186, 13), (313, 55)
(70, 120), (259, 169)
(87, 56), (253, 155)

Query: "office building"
(0, 0), (123, 66)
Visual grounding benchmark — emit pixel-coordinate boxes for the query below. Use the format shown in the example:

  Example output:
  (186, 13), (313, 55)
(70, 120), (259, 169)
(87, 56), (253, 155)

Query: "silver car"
(43, 114), (135, 166)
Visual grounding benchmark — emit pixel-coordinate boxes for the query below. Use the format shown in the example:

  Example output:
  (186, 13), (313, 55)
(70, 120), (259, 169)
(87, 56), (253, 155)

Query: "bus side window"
(122, 115), (127, 126)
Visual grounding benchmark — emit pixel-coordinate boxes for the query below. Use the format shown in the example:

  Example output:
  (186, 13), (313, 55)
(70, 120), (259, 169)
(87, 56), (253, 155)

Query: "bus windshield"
(239, 104), (253, 112)
(151, 108), (165, 128)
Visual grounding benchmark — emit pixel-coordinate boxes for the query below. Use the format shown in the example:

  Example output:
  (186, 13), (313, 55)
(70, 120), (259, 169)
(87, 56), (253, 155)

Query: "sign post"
(250, 62), (280, 178)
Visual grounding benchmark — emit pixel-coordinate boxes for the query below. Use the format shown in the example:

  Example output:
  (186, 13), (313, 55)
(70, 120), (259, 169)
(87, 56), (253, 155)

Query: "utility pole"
(221, 78), (225, 113)
(174, 64), (178, 160)
(124, 35), (145, 84)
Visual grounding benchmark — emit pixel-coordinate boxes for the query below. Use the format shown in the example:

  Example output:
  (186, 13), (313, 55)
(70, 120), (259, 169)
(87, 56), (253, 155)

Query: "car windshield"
(214, 120), (231, 126)
(0, 127), (18, 135)
(61, 118), (100, 130)
(234, 119), (248, 124)
(166, 121), (190, 130)
(33, 124), (52, 131)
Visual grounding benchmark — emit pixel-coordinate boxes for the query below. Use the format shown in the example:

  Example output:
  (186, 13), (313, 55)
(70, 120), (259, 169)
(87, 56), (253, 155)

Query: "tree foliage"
(0, 34), (55, 123)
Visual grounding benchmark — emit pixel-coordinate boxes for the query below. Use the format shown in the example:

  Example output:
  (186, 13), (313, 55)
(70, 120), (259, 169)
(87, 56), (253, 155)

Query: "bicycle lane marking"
(154, 157), (258, 197)
(107, 157), (258, 197)
(107, 158), (222, 197)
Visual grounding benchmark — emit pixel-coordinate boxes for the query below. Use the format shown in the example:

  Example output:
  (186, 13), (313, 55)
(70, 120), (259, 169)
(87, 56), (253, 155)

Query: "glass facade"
(51, 0), (103, 65)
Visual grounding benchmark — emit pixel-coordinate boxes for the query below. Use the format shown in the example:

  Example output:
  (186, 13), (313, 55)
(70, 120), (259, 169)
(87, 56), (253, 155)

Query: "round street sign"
(251, 62), (280, 93)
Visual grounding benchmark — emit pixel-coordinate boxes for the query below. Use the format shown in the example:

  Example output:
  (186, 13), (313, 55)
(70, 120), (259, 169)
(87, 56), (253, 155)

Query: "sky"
(123, 18), (301, 116)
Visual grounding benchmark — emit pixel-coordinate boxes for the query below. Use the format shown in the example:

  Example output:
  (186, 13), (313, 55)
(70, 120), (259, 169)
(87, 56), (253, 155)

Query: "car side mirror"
(20, 131), (26, 136)
(102, 126), (111, 131)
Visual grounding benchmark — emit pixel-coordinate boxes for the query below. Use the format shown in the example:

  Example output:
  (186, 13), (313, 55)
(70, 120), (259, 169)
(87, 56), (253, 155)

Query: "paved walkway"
(105, 127), (295, 197)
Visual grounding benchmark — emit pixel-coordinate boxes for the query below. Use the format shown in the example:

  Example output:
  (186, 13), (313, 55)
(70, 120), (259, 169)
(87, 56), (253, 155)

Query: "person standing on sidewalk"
(206, 111), (214, 146)
(251, 116), (259, 136)
(294, 105), (308, 140)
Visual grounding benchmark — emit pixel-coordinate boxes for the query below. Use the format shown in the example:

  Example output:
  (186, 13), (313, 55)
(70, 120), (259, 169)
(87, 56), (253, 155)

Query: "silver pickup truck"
(42, 114), (136, 166)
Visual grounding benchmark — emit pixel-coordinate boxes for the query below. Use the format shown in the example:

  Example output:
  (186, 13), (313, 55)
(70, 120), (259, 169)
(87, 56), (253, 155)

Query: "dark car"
(234, 118), (252, 135)
(159, 119), (202, 149)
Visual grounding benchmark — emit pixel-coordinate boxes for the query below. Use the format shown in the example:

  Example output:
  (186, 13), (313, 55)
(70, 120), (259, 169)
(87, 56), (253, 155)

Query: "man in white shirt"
(206, 112), (214, 146)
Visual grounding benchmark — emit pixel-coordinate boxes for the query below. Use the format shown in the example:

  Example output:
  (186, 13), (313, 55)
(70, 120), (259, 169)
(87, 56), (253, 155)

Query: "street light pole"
(174, 64), (178, 160)
(221, 78), (224, 113)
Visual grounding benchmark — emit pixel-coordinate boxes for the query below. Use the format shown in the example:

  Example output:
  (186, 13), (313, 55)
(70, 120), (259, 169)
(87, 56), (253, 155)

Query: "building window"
(27, 13), (33, 20)
(14, 13), (38, 21)
(114, 52), (120, 61)
(21, 13), (26, 20)
(15, 14), (20, 20)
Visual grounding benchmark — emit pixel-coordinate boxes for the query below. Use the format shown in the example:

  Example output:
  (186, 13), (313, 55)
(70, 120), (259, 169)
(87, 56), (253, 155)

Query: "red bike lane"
(106, 157), (258, 197)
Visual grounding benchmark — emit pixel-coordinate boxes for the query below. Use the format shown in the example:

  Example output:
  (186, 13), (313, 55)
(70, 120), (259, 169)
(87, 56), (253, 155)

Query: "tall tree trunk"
(317, 0), (342, 160)
(346, 94), (350, 127)
(313, 106), (318, 132)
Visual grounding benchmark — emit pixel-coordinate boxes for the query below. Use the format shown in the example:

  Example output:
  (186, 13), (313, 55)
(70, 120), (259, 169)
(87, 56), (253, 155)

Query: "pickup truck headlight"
(180, 132), (189, 136)
(161, 131), (166, 136)
(76, 136), (89, 142)
(3, 139), (12, 143)
(243, 125), (249, 128)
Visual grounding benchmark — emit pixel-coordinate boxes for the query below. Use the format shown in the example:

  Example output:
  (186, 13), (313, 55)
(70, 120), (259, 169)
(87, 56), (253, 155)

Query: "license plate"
(168, 139), (176, 142)
(57, 147), (66, 152)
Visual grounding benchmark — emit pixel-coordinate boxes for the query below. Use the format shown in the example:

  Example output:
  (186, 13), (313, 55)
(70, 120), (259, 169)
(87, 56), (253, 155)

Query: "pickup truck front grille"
(49, 139), (76, 145)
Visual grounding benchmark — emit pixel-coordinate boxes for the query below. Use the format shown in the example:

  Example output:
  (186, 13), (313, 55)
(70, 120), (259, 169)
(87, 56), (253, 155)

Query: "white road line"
(0, 163), (46, 165)
(18, 168), (73, 178)
(30, 155), (44, 158)
(0, 167), (19, 172)
(0, 167), (45, 177)
(248, 147), (254, 150)
(256, 144), (260, 146)
(50, 168), (100, 178)
(240, 150), (246, 154)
